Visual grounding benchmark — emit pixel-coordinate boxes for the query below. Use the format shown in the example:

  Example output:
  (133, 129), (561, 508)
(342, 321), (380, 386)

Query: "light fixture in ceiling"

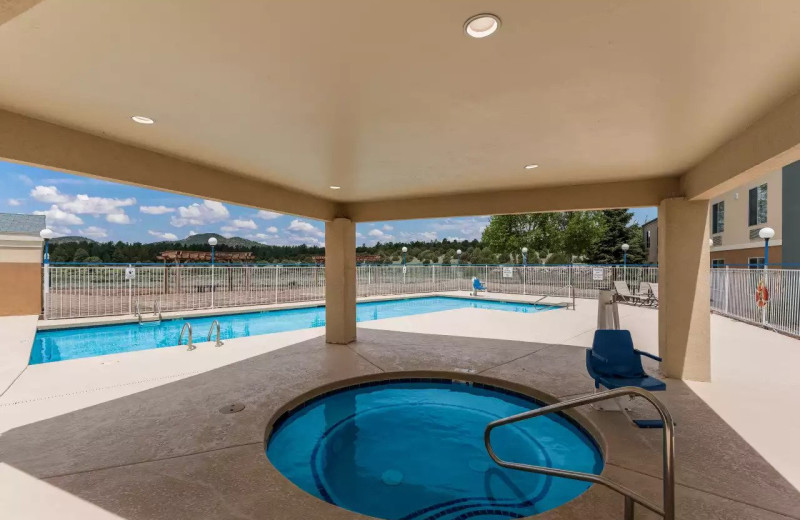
(131, 116), (155, 125)
(464, 14), (501, 39)
(524, 164), (539, 170)
(329, 185), (341, 190)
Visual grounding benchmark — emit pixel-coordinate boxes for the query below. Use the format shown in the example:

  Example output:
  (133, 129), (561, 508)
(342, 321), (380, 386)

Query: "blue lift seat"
(586, 330), (667, 428)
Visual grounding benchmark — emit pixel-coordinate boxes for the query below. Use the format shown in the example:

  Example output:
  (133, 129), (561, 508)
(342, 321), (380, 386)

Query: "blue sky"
(1, 160), (656, 246)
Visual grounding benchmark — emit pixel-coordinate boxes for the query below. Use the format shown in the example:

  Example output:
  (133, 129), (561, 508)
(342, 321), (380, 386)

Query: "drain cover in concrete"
(219, 403), (246, 414)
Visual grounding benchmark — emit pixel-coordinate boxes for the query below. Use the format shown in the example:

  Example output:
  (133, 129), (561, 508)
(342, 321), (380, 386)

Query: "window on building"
(711, 259), (725, 268)
(645, 230), (651, 249)
(748, 184), (768, 226)
(712, 201), (724, 234)
(748, 257), (765, 269)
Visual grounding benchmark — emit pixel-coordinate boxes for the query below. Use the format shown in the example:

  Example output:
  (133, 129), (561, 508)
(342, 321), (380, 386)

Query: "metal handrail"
(533, 283), (575, 309)
(153, 300), (162, 321)
(207, 320), (224, 347)
(135, 300), (142, 324)
(179, 322), (194, 351)
(484, 387), (674, 520)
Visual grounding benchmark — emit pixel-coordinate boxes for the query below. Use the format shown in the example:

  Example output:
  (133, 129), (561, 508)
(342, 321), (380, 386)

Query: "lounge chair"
(639, 282), (656, 306)
(613, 280), (648, 305)
(649, 283), (659, 306)
(585, 329), (666, 428)
(471, 277), (487, 296)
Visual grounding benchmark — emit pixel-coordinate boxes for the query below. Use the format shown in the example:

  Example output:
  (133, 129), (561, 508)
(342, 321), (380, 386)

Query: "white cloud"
(383, 224), (394, 231)
(79, 226), (108, 239)
(368, 228), (395, 240)
(31, 185), (70, 204)
(18, 174), (33, 186)
(7, 198), (21, 206)
(249, 232), (280, 242)
(231, 219), (257, 230)
(419, 231), (437, 241)
(266, 226), (278, 234)
(356, 232), (365, 239)
(287, 219), (324, 237)
(139, 205), (176, 215)
(34, 205), (83, 226)
(49, 226), (72, 236)
(188, 230), (197, 236)
(170, 200), (230, 227)
(148, 230), (179, 241)
(106, 212), (132, 224)
(430, 217), (488, 240)
(255, 210), (282, 220)
(62, 194), (136, 216)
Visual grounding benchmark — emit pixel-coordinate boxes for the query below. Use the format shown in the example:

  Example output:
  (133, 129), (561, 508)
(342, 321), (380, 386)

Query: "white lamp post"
(758, 227), (775, 268)
(401, 246), (408, 283)
(621, 243), (630, 266)
(40, 228), (53, 319)
(208, 237), (218, 307)
(456, 249), (462, 265)
(521, 247), (528, 266)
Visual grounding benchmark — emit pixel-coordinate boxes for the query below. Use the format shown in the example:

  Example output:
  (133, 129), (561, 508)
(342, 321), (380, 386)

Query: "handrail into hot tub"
(484, 387), (674, 520)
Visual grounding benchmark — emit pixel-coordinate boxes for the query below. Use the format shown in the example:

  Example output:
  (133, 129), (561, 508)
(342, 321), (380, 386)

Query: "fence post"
(723, 266), (730, 315)
(128, 268), (133, 315)
(523, 266), (527, 295)
(273, 266), (279, 303)
(432, 264), (436, 292)
(762, 266), (768, 327)
(42, 261), (49, 320)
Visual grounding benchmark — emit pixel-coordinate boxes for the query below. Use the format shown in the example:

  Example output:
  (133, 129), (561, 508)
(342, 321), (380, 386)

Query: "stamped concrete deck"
(1, 297), (799, 519)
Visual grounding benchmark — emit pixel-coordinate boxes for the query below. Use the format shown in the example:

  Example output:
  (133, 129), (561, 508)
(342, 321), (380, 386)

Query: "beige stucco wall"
(0, 234), (42, 316)
(709, 169), (782, 250)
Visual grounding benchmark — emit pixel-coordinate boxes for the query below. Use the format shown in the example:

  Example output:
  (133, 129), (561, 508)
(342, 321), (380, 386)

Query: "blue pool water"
(267, 380), (603, 520)
(31, 297), (554, 364)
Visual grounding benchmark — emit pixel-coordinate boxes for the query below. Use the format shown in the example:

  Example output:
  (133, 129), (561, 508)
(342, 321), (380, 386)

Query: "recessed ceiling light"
(464, 14), (501, 39)
(131, 116), (155, 125)
(329, 185), (341, 190)
(524, 164), (539, 170)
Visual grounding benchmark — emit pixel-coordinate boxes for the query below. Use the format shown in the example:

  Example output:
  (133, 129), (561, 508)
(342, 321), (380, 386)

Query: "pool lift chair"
(471, 277), (487, 296)
(586, 329), (667, 428)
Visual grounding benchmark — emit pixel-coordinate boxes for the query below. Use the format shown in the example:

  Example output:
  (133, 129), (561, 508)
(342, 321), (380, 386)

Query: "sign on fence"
(592, 268), (604, 281)
(125, 267), (136, 280)
(502, 267), (514, 278)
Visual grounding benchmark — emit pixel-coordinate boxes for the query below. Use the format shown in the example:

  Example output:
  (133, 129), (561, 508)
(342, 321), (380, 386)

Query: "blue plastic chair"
(586, 330), (666, 428)
(472, 277), (487, 291)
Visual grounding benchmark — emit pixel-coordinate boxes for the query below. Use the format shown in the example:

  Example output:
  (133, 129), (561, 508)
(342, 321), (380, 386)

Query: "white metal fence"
(44, 264), (800, 337)
(43, 264), (659, 320)
(710, 267), (800, 337)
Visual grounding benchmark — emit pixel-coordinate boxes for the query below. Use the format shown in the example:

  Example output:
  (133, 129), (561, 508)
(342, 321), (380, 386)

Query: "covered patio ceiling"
(2, 0), (800, 220)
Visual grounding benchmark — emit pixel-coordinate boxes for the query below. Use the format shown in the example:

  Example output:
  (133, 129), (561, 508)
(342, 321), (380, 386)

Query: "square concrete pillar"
(325, 218), (356, 344)
(657, 198), (711, 381)
(0, 234), (43, 316)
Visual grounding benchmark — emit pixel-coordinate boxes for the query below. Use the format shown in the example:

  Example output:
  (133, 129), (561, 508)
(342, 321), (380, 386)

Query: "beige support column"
(325, 218), (356, 344)
(657, 198), (711, 381)
(0, 233), (43, 316)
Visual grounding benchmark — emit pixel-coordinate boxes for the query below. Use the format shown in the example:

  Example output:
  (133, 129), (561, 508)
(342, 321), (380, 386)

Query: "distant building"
(709, 161), (800, 267)
(642, 218), (658, 264)
(157, 250), (255, 264)
(0, 213), (46, 316)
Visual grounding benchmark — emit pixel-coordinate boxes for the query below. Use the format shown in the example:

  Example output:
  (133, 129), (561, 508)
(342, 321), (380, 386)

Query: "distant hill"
(51, 236), (98, 244)
(178, 232), (262, 249)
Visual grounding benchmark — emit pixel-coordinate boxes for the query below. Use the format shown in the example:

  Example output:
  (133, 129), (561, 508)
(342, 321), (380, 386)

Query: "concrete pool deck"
(0, 295), (799, 519)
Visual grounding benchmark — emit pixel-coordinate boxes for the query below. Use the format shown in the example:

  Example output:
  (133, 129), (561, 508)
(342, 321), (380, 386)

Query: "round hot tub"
(266, 379), (603, 520)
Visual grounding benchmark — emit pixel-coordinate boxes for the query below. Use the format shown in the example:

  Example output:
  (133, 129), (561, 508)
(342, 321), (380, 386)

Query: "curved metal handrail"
(179, 322), (194, 351)
(484, 387), (674, 519)
(153, 300), (162, 321)
(207, 320), (224, 347)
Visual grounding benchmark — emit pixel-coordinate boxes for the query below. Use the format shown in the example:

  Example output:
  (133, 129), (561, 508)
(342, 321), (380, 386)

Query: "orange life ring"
(755, 280), (769, 308)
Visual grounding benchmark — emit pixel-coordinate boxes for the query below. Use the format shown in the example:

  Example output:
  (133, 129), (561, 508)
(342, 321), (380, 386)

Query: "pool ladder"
(179, 322), (194, 351)
(485, 387), (675, 520)
(153, 300), (162, 321)
(207, 320), (224, 347)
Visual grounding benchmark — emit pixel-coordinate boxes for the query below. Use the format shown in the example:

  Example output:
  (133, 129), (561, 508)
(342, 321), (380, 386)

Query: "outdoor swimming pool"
(267, 379), (603, 520)
(31, 296), (555, 364)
